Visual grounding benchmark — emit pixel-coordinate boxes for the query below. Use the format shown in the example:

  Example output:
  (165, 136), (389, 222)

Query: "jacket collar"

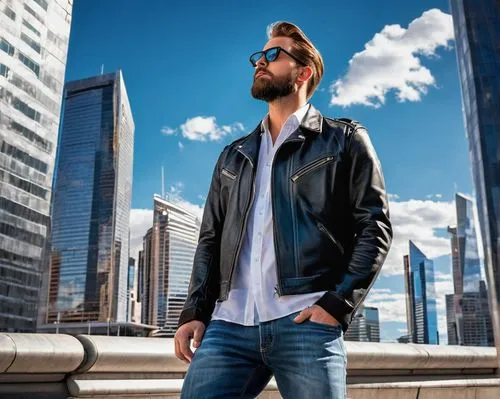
(236, 104), (323, 166)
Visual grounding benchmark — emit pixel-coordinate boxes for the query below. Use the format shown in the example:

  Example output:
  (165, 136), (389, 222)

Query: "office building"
(404, 241), (439, 344)
(450, 0), (500, 353)
(344, 305), (380, 342)
(0, 0), (73, 331)
(44, 71), (134, 324)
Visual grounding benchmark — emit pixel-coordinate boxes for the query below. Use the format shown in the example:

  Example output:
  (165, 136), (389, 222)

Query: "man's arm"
(178, 148), (227, 328)
(315, 125), (393, 327)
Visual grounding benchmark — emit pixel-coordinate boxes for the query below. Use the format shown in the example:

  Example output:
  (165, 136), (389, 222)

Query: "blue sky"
(65, 0), (477, 342)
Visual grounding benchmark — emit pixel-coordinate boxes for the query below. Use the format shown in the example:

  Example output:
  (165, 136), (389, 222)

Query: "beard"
(251, 71), (296, 102)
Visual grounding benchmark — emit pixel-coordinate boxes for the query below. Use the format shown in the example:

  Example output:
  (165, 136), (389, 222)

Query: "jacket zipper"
(317, 221), (344, 256)
(271, 136), (305, 297)
(221, 168), (237, 180)
(291, 156), (335, 183)
(229, 149), (256, 292)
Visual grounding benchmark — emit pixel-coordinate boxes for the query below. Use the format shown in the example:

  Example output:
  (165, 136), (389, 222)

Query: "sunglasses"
(249, 46), (306, 67)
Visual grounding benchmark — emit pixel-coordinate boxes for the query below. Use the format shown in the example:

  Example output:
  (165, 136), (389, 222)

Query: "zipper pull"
(273, 285), (280, 298)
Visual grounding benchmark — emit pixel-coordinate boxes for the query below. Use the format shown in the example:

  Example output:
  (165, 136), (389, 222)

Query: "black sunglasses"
(249, 46), (306, 67)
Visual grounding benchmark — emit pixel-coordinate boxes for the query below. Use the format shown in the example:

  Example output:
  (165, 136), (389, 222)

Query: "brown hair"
(268, 21), (324, 98)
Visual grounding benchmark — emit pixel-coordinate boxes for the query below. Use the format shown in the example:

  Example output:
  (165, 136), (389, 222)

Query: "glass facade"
(406, 241), (439, 344)
(141, 195), (200, 334)
(44, 71), (134, 324)
(450, 0), (500, 353)
(344, 305), (380, 342)
(0, 0), (72, 332)
(446, 193), (493, 346)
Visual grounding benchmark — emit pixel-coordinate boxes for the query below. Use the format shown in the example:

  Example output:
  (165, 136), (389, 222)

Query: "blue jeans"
(181, 310), (347, 398)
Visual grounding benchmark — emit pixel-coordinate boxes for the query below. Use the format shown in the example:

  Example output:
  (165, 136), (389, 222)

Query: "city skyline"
(0, 0), (494, 343)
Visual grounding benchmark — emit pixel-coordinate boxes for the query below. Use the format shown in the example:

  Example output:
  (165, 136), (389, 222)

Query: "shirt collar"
(261, 103), (310, 135)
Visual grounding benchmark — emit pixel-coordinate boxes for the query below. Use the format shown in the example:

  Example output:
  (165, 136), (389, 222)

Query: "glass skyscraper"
(446, 193), (493, 346)
(0, 0), (72, 331)
(43, 70), (134, 324)
(344, 305), (380, 342)
(141, 195), (200, 334)
(450, 0), (500, 352)
(404, 241), (439, 344)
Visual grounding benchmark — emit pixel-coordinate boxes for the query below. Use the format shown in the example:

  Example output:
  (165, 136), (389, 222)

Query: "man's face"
(251, 37), (301, 102)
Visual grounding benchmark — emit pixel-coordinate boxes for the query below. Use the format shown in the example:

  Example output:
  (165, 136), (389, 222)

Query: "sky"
(64, 0), (479, 342)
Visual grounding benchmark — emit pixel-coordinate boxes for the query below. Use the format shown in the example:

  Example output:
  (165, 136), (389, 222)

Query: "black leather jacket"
(178, 105), (392, 331)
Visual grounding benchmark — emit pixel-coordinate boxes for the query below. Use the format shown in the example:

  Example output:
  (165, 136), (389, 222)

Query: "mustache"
(254, 69), (273, 79)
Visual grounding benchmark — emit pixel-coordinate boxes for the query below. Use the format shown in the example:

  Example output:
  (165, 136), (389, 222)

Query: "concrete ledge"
(75, 336), (185, 373)
(0, 334), (84, 374)
(346, 341), (497, 370)
(0, 333), (498, 398)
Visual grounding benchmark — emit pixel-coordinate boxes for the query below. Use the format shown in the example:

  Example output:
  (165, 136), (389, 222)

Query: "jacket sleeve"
(315, 125), (393, 328)
(177, 149), (226, 328)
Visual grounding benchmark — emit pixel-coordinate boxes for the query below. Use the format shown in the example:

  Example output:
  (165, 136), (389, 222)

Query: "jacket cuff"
(314, 291), (355, 331)
(178, 307), (212, 329)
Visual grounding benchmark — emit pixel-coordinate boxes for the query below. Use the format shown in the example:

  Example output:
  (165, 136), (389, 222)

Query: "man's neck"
(267, 97), (307, 144)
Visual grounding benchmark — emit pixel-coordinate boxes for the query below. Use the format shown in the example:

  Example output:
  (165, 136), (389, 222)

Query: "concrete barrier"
(0, 333), (497, 398)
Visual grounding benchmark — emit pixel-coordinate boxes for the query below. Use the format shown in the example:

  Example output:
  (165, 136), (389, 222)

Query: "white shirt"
(212, 103), (326, 325)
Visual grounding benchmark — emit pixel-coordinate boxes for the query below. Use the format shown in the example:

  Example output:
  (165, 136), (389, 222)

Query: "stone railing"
(0, 333), (498, 398)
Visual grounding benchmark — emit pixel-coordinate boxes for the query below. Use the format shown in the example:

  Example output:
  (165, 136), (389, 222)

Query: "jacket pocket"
(317, 221), (344, 256)
(221, 168), (237, 180)
(291, 155), (336, 183)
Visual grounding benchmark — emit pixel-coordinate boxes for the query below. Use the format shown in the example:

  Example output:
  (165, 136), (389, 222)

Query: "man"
(175, 21), (392, 398)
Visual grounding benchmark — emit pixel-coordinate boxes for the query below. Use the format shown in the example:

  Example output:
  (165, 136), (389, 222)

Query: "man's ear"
(297, 66), (313, 84)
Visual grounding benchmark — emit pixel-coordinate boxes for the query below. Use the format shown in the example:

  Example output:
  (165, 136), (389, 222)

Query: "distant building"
(127, 257), (141, 323)
(446, 194), (493, 346)
(345, 306), (380, 342)
(404, 241), (439, 344)
(43, 71), (134, 325)
(140, 195), (200, 335)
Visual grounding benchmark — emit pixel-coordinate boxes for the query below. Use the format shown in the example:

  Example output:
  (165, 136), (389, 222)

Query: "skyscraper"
(141, 195), (199, 335)
(344, 305), (380, 342)
(43, 71), (134, 324)
(450, 0), (500, 354)
(404, 241), (439, 344)
(446, 193), (493, 346)
(0, 0), (72, 331)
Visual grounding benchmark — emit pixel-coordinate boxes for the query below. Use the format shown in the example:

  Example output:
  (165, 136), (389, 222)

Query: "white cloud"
(365, 289), (407, 323)
(387, 193), (400, 200)
(178, 142), (185, 151)
(382, 198), (455, 276)
(330, 9), (454, 108)
(161, 126), (178, 136)
(180, 117), (245, 142)
(129, 208), (153, 261)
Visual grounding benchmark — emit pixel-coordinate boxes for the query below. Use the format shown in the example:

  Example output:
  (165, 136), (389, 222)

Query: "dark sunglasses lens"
(266, 48), (279, 62)
(250, 52), (264, 66)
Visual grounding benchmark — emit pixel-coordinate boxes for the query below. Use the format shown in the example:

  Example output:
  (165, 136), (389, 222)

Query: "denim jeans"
(181, 310), (347, 399)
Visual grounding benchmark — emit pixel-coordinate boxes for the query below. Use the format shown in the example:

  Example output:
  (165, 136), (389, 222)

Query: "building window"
(0, 197), (49, 226)
(10, 120), (52, 153)
(0, 223), (45, 247)
(20, 33), (41, 54)
(18, 52), (40, 77)
(8, 172), (47, 199)
(0, 38), (15, 56)
(3, 6), (16, 20)
(22, 19), (41, 37)
(0, 64), (9, 78)
(31, 0), (48, 11)
(1, 141), (48, 173)
(0, 249), (38, 267)
(12, 97), (41, 122)
(23, 4), (44, 24)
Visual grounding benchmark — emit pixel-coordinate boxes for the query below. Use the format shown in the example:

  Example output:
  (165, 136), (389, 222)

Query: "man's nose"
(256, 56), (267, 68)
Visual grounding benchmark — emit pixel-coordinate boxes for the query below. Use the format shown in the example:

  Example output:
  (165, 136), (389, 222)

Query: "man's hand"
(174, 320), (206, 364)
(293, 305), (340, 326)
